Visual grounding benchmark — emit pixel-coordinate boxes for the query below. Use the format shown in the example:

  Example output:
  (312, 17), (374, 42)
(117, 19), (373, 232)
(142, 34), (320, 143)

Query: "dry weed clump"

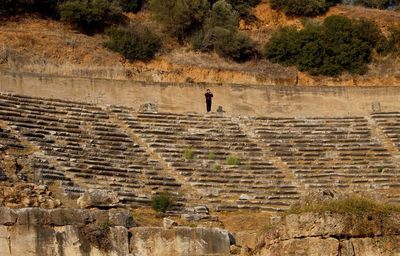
(80, 223), (113, 252)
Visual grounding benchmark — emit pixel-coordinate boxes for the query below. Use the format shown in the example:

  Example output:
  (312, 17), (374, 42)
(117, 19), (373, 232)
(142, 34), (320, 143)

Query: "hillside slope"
(1, 3), (400, 86)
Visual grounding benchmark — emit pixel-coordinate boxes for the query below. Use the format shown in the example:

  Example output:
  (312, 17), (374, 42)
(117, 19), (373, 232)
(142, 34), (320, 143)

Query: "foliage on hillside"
(104, 26), (161, 61)
(191, 0), (256, 62)
(2, 0), (400, 76)
(265, 15), (395, 76)
(270, 0), (340, 17)
(59, 0), (123, 34)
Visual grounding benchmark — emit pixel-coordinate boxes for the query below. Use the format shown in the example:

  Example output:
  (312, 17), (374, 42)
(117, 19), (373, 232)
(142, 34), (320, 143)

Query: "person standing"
(205, 89), (213, 112)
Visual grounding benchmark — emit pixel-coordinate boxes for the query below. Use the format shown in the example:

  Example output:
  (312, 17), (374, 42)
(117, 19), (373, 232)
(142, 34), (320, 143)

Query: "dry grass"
(0, 17), (127, 79)
(285, 196), (400, 217)
(131, 207), (163, 227)
(216, 210), (272, 233)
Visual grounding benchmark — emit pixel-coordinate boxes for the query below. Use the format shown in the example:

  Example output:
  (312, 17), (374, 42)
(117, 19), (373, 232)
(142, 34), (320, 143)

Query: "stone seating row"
(241, 116), (400, 194)
(372, 112), (400, 148)
(110, 106), (301, 211)
(0, 94), (184, 207)
(2, 94), (400, 211)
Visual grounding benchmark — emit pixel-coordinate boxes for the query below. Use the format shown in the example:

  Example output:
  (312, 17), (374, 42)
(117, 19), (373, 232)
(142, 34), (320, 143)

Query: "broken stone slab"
(77, 189), (119, 209)
(239, 194), (256, 201)
(194, 205), (209, 214)
(181, 214), (215, 222)
(139, 102), (158, 113)
(163, 218), (178, 229)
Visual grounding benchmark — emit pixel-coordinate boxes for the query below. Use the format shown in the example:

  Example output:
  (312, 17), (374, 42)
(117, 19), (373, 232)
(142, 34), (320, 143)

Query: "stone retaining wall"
(1, 70), (400, 117)
(255, 212), (400, 256)
(0, 207), (230, 256)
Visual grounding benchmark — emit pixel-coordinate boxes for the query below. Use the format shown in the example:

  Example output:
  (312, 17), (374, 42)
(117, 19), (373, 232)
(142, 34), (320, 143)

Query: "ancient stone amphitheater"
(2, 93), (400, 213)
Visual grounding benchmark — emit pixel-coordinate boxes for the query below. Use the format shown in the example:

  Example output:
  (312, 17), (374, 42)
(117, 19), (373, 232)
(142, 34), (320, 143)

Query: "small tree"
(192, 0), (256, 62)
(59, 0), (123, 34)
(149, 0), (209, 41)
(0, 0), (62, 18)
(377, 25), (400, 55)
(118, 0), (144, 13)
(204, 0), (239, 31)
(213, 29), (256, 62)
(265, 16), (377, 76)
(151, 192), (174, 213)
(104, 26), (161, 61)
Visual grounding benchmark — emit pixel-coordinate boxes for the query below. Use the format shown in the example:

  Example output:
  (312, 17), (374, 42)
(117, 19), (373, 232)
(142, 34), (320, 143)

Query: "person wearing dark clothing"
(205, 89), (213, 112)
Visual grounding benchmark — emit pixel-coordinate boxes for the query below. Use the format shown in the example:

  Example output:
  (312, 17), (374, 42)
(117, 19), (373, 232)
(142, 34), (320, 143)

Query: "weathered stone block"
(351, 236), (400, 256)
(0, 226), (11, 256)
(0, 207), (17, 225)
(263, 237), (339, 256)
(107, 209), (136, 228)
(77, 189), (119, 209)
(15, 208), (50, 226)
(130, 227), (230, 256)
(48, 208), (93, 226)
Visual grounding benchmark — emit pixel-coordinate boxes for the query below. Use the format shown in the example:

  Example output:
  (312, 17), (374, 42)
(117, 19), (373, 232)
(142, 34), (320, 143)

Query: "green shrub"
(353, 18), (384, 48)
(151, 192), (174, 213)
(213, 29), (256, 62)
(104, 26), (161, 61)
(265, 16), (380, 76)
(226, 155), (240, 165)
(270, 0), (334, 17)
(183, 148), (195, 160)
(193, 1), (256, 63)
(213, 164), (221, 171)
(59, 0), (123, 34)
(118, 0), (144, 12)
(377, 25), (400, 55)
(204, 0), (239, 31)
(149, 0), (209, 41)
(207, 151), (216, 160)
(0, 0), (16, 16)
(0, 0), (62, 18)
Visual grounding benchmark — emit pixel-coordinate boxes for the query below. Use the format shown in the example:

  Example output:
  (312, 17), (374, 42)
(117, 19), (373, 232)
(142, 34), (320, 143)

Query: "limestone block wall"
(0, 207), (132, 256)
(0, 207), (231, 256)
(255, 212), (400, 256)
(130, 227), (231, 256)
(1, 69), (400, 117)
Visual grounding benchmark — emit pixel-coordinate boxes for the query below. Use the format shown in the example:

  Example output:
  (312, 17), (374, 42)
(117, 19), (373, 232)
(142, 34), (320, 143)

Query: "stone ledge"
(0, 207), (135, 227)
